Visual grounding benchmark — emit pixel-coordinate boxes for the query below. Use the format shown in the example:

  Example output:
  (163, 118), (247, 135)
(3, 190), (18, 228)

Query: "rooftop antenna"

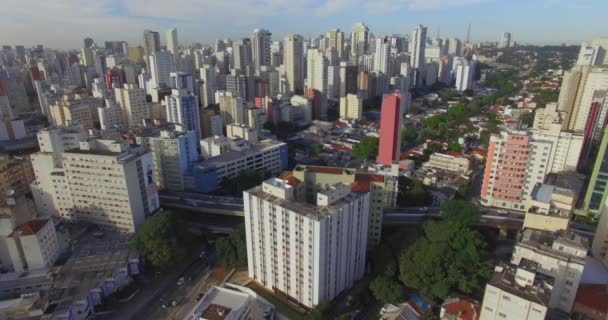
(466, 23), (471, 43)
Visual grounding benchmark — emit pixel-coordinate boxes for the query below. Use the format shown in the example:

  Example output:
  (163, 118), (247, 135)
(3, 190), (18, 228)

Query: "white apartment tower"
(410, 25), (427, 87)
(244, 177), (369, 308)
(339, 93), (363, 120)
(216, 90), (245, 126)
(327, 28), (345, 58)
(114, 84), (149, 127)
(307, 48), (329, 119)
(373, 37), (390, 75)
(166, 28), (178, 55)
(284, 34), (305, 93)
(252, 28), (272, 71)
(149, 50), (176, 89)
(501, 32), (512, 48)
(351, 23), (369, 58)
(165, 89), (201, 139)
(200, 64), (217, 107)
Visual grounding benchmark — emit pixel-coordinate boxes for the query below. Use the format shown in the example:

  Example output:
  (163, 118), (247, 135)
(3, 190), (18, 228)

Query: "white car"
(177, 277), (185, 286)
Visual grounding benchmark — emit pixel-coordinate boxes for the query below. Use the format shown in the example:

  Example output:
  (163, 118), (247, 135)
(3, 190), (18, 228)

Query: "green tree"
(396, 177), (433, 207)
(131, 211), (193, 268)
(263, 121), (276, 133)
(399, 200), (492, 299)
(313, 144), (324, 156)
(520, 112), (535, 128)
(352, 137), (380, 160)
(370, 275), (405, 304)
(401, 125), (418, 145)
(309, 300), (334, 320)
(221, 169), (265, 196)
(216, 224), (247, 269)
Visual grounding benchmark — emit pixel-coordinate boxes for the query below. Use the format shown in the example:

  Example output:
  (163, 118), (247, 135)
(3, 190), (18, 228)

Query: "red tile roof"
(575, 284), (608, 315)
(9, 219), (49, 237)
(306, 166), (347, 175)
(279, 171), (302, 187)
(330, 144), (351, 152)
(442, 299), (481, 320)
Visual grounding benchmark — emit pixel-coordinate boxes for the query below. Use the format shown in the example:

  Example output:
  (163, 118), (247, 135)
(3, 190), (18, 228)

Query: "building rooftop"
(518, 229), (588, 263)
(198, 139), (285, 168)
(46, 229), (135, 307)
(247, 181), (366, 221)
(441, 297), (480, 320)
(189, 284), (274, 320)
(488, 263), (553, 307)
(574, 284), (608, 315)
(8, 219), (49, 237)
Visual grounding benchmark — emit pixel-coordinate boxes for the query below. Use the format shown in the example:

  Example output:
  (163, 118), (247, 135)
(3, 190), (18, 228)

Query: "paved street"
(108, 252), (214, 320)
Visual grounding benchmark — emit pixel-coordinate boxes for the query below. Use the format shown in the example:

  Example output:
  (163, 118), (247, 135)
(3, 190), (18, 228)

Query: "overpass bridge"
(162, 193), (594, 237)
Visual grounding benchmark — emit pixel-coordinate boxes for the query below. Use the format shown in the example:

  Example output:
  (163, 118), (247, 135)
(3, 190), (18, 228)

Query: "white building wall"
(480, 284), (547, 320)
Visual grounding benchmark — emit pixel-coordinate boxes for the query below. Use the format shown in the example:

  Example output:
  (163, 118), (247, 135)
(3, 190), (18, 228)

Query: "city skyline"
(1, 0), (605, 49)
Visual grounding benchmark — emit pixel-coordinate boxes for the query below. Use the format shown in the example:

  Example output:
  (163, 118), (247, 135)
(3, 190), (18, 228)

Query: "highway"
(164, 194), (596, 237)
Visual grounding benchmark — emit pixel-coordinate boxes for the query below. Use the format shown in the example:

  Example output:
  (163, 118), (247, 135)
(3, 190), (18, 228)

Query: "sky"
(0, 0), (606, 49)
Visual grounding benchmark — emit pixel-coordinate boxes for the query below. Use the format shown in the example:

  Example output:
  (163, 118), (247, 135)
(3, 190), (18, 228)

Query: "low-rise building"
(427, 152), (471, 173)
(194, 139), (287, 193)
(523, 184), (573, 232)
(440, 296), (481, 320)
(185, 283), (276, 320)
(572, 284), (608, 320)
(7, 219), (60, 272)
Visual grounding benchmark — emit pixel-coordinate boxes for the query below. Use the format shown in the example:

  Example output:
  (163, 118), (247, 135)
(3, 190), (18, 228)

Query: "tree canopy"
(369, 275), (405, 305)
(216, 224), (247, 269)
(397, 177), (433, 207)
(352, 137), (380, 160)
(401, 125), (418, 146)
(220, 169), (267, 197)
(398, 200), (492, 299)
(131, 211), (194, 268)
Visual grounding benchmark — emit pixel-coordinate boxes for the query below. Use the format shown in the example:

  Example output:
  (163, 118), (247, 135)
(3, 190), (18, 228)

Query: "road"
(109, 253), (213, 320)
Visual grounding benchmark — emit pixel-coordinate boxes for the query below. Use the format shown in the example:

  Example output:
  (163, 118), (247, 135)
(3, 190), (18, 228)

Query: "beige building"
(533, 102), (567, 131)
(290, 165), (398, 249)
(524, 184), (573, 232)
(62, 139), (160, 232)
(50, 95), (101, 130)
(339, 93), (363, 120)
(564, 66), (608, 133)
(7, 219), (60, 272)
(284, 34), (304, 93)
(0, 155), (35, 208)
(226, 123), (258, 143)
(427, 152), (471, 173)
(216, 91), (245, 126)
(115, 84), (149, 128)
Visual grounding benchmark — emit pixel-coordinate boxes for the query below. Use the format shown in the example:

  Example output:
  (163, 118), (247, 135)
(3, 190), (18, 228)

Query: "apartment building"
(511, 229), (587, 313)
(592, 202), (608, 268)
(61, 139), (160, 232)
(136, 128), (199, 192)
(289, 165), (397, 249)
(480, 262), (550, 320)
(194, 139), (287, 193)
(6, 219), (60, 272)
(339, 93), (363, 121)
(244, 177), (369, 308)
(50, 95), (101, 130)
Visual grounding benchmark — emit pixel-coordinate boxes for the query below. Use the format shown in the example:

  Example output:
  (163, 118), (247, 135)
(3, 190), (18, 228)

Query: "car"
(199, 250), (207, 258)
(419, 207), (429, 212)
(172, 296), (183, 307)
(177, 277), (185, 286)
(497, 209), (508, 214)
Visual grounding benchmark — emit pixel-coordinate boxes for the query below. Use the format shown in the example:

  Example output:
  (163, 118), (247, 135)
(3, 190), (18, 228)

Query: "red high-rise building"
(305, 88), (322, 120)
(376, 93), (402, 165)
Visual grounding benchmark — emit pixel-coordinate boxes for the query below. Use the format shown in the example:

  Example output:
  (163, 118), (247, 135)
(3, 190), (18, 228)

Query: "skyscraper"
(376, 93), (403, 165)
(149, 50), (176, 89)
(583, 129), (608, 214)
(115, 84), (149, 127)
(166, 28), (178, 55)
(252, 28), (272, 72)
(165, 89), (201, 138)
(501, 32), (512, 48)
(327, 28), (345, 58)
(143, 30), (161, 57)
(83, 37), (94, 49)
(284, 34), (304, 93)
(232, 38), (253, 72)
(410, 25), (427, 87)
(372, 37), (390, 74)
(199, 65), (217, 107)
(351, 22), (369, 58)
(306, 48), (328, 120)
